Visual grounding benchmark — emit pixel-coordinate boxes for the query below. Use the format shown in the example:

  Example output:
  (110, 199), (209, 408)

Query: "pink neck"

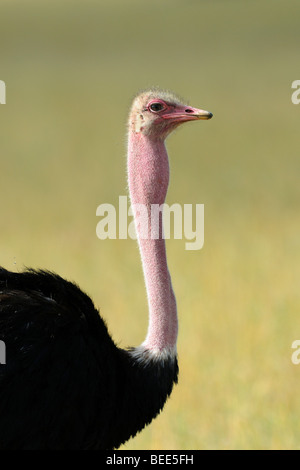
(127, 132), (178, 353)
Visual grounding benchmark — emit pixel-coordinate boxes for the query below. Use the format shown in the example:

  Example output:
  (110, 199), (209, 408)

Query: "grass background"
(1, 0), (300, 449)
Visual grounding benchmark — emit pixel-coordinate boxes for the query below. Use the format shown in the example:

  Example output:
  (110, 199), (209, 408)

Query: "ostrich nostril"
(185, 109), (193, 113)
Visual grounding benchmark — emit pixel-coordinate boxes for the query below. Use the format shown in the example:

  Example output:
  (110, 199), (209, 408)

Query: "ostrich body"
(0, 89), (212, 449)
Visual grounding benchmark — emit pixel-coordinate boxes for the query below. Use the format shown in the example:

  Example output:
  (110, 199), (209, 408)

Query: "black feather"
(0, 267), (178, 449)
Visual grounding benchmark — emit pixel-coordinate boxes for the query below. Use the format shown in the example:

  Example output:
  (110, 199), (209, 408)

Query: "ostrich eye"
(149, 102), (164, 112)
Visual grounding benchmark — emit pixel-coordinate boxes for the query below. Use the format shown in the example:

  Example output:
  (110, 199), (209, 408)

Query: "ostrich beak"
(189, 107), (213, 120)
(162, 105), (213, 123)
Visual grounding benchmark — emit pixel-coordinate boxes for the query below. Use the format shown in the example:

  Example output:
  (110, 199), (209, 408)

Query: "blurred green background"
(1, 0), (300, 450)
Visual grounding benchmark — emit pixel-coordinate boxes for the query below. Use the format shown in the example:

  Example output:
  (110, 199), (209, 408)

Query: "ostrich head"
(128, 88), (213, 139)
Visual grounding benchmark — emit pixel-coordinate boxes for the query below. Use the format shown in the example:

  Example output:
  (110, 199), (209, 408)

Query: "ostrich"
(0, 89), (212, 450)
